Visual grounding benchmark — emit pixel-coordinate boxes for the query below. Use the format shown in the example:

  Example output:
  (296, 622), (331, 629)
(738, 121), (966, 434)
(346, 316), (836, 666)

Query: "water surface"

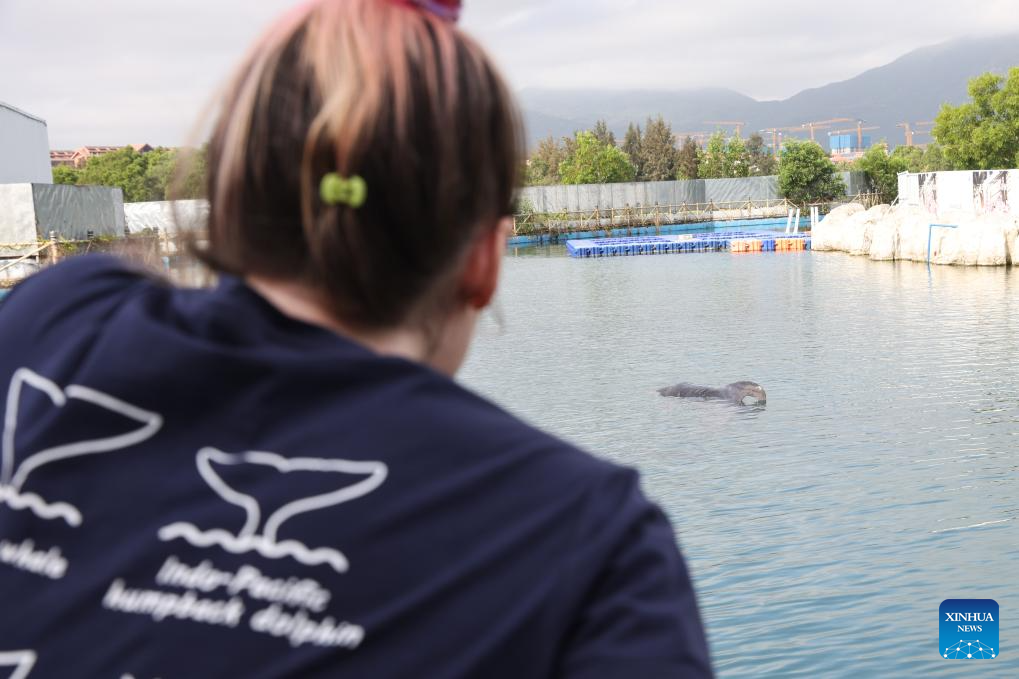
(460, 247), (1018, 676)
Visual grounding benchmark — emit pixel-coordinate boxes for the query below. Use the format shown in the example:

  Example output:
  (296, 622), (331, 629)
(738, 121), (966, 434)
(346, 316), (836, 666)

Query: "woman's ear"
(460, 217), (511, 310)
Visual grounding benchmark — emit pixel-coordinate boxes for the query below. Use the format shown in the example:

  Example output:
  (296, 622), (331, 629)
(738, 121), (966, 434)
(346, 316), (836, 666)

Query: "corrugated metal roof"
(0, 101), (47, 126)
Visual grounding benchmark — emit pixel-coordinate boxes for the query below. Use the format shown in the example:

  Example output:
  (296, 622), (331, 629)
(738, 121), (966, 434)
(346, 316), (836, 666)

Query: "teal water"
(459, 247), (1019, 676)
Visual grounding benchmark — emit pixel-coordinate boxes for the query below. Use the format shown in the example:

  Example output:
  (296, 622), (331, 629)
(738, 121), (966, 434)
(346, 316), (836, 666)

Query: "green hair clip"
(320, 172), (367, 208)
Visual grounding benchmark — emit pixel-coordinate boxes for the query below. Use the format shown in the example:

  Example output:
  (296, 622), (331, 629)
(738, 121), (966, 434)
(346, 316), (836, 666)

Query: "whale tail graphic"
(0, 650), (37, 679)
(1, 368), (163, 527)
(159, 448), (387, 573)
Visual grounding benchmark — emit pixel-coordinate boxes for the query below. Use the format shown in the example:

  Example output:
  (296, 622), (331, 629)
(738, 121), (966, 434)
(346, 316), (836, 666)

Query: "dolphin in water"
(658, 381), (767, 406)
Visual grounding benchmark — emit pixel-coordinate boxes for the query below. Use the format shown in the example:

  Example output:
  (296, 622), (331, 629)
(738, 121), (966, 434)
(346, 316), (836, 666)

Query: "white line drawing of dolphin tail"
(0, 650), (37, 679)
(158, 447), (388, 573)
(1, 368), (163, 527)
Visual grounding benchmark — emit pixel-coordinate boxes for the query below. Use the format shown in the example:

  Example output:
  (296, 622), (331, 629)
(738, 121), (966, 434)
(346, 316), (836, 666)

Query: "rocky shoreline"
(812, 203), (1019, 266)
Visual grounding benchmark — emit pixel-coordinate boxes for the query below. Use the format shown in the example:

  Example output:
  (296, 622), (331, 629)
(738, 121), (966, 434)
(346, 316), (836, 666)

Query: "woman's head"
(201, 0), (522, 332)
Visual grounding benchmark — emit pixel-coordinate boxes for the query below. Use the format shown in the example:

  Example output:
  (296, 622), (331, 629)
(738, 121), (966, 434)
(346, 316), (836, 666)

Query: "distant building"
(71, 146), (120, 168)
(829, 133), (872, 163)
(0, 101), (53, 183)
(65, 144), (154, 168)
(50, 150), (76, 167)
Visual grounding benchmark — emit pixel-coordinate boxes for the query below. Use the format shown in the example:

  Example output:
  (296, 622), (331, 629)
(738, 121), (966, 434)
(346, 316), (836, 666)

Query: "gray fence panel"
(549, 185), (567, 213)
(577, 184), (598, 210)
(570, 185), (584, 212)
(676, 180), (706, 204)
(629, 183), (646, 207)
(842, 171), (868, 196)
(705, 178), (752, 203)
(31, 184), (125, 239)
(517, 172), (862, 214)
(642, 181), (665, 206)
(758, 176), (780, 199)
(517, 186), (540, 213)
(608, 183), (626, 207)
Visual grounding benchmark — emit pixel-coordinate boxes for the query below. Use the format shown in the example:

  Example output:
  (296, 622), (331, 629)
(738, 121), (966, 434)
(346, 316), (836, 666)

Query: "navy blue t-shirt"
(0, 256), (712, 678)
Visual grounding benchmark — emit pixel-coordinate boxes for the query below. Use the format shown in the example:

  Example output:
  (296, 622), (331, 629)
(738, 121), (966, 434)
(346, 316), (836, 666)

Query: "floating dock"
(565, 231), (811, 258)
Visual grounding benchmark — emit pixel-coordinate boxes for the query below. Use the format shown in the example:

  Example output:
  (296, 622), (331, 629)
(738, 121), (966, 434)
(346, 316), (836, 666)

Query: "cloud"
(1, 0), (1016, 147)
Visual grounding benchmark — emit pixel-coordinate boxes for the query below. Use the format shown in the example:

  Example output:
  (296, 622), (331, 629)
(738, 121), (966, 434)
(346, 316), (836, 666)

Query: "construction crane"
(703, 121), (746, 138)
(897, 123), (914, 147)
(913, 121), (935, 143)
(761, 126), (805, 157)
(801, 117), (854, 142)
(828, 124), (879, 150)
(898, 121), (934, 147)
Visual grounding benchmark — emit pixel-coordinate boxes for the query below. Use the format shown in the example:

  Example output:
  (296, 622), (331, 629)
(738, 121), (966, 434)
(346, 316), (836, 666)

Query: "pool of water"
(459, 246), (1018, 676)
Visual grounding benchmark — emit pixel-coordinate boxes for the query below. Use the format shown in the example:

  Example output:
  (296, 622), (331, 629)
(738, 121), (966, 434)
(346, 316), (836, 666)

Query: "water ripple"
(462, 249), (1019, 676)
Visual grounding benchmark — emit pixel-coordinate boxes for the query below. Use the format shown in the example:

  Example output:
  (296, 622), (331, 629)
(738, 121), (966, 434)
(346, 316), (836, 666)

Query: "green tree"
(778, 140), (846, 205)
(890, 145), (924, 173)
(559, 131), (636, 184)
(143, 147), (178, 200)
(562, 134), (578, 164)
(170, 146), (208, 199)
(526, 136), (566, 186)
(77, 147), (151, 202)
(745, 133), (777, 176)
(71, 146), (207, 202)
(856, 143), (906, 203)
(675, 136), (699, 180)
(622, 123), (643, 179)
(639, 115), (678, 181)
(698, 131), (727, 179)
(592, 120), (616, 148)
(724, 134), (751, 178)
(51, 165), (80, 185)
(920, 143), (950, 172)
(934, 67), (1019, 169)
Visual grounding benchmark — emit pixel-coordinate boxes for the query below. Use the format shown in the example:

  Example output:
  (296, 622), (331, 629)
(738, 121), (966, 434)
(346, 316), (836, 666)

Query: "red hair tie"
(392, 0), (461, 23)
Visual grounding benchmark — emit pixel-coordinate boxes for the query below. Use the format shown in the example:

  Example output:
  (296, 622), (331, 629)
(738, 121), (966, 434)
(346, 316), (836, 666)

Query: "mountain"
(520, 34), (1019, 150)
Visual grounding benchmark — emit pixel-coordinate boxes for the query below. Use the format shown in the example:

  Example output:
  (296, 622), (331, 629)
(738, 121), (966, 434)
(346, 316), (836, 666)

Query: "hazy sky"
(2, 0), (1017, 148)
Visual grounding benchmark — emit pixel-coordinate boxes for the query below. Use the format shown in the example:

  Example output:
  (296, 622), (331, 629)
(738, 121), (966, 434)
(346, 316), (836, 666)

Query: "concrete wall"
(0, 184), (38, 244)
(0, 103), (52, 184)
(520, 172), (864, 213)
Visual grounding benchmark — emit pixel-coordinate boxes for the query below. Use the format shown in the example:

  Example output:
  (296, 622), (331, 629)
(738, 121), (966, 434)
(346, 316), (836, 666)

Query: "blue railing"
(927, 223), (958, 264)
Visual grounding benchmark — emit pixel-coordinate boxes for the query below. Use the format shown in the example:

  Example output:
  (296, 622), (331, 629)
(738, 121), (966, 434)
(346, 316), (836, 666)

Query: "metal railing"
(0, 232), (60, 278)
(0, 231), (174, 286)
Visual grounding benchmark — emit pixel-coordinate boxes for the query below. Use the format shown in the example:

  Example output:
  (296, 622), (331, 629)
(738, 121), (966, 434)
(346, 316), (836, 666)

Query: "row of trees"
(527, 117), (779, 186)
(527, 66), (1019, 205)
(52, 146), (206, 203)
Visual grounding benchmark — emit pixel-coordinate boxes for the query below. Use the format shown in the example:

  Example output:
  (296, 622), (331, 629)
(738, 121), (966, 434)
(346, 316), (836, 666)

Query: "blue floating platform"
(565, 231), (811, 258)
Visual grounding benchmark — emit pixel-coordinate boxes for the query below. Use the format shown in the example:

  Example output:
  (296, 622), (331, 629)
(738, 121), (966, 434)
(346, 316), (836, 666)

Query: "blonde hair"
(199, 0), (522, 328)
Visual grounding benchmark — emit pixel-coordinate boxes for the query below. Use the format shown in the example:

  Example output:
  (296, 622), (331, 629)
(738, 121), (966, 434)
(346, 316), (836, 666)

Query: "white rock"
(813, 202), (1019, 265)
(812, 203), (864, 251)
